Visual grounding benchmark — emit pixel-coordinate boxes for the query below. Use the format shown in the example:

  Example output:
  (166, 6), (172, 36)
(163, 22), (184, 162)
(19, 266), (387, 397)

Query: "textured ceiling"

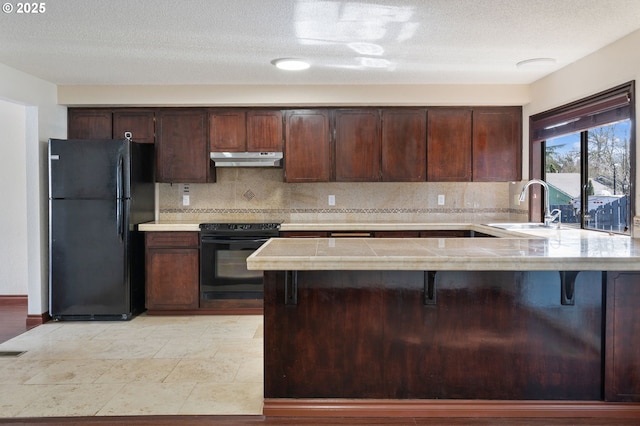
(1, 0), (640, 85)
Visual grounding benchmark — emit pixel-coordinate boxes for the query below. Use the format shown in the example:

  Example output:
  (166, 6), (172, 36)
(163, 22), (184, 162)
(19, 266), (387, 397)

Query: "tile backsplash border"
(157, 169), (528, 223)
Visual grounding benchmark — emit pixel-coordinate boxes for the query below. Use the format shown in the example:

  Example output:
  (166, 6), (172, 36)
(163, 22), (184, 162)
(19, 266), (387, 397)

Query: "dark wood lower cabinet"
(265, 270), (604, 400)
(145, 232), (199, 311)
(605, 271), (640, 402)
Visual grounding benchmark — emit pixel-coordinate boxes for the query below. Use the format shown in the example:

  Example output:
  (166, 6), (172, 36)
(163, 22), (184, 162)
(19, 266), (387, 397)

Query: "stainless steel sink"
(486, 223), (551, 230)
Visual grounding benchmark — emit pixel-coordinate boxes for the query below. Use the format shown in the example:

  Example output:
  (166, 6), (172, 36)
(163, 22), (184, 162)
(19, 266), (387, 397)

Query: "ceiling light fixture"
(516, 57), (557, 69)
(271, 58), (310, 71)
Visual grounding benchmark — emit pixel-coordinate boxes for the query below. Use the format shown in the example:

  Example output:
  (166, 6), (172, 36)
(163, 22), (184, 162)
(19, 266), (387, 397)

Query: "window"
(529, 82), (635, 234)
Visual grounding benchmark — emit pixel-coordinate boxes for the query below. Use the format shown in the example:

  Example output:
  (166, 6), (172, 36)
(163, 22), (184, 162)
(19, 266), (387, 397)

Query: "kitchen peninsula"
(247, 224), (640, 419)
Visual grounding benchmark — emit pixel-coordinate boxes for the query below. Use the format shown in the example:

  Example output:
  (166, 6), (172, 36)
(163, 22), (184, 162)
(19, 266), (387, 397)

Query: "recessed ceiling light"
(516, 57), (557, 69)
(271, 58), (310, 71)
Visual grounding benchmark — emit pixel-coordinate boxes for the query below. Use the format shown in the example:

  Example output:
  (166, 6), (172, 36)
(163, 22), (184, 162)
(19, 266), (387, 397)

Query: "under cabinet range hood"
(210, 152), (283, 167)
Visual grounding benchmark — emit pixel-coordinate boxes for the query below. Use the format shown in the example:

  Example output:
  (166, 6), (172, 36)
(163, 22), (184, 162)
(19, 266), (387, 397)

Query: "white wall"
(0, 100), (28, 295)
(527, 28), (640, 236)
(0, 63), (66, 315)
(57, 84), (530, 107)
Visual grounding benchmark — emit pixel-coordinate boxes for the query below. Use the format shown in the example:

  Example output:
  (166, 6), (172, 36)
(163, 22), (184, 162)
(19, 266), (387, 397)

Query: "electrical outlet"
(437, 194), (445, 205)
(328, 195), (336, 206)
(181, 184), (190, 206)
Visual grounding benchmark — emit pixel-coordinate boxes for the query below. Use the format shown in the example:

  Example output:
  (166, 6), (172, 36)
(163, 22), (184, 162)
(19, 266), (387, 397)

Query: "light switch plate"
(437, 194), (445, 205)
(328, 195), (336, 206)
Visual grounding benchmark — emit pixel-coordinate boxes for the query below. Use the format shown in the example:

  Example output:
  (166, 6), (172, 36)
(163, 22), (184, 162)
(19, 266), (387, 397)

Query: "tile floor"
(0, 314), (264, 418)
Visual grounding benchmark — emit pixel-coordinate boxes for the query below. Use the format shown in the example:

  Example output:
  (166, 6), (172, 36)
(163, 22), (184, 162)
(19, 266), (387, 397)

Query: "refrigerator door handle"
(116, 156), (124, 240)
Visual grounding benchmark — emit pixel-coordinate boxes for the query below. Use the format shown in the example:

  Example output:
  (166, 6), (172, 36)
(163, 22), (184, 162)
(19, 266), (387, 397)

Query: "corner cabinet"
(145, 232), (199, 311)
(472, 107), (522, 181)
(156, 109), (212, 183)
(284, 110), (331, 182)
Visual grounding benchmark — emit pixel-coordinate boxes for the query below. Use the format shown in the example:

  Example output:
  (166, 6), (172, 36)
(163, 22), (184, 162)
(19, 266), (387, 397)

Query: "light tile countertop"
(137, 220), (640, 271)
(248, 224), (640, 271)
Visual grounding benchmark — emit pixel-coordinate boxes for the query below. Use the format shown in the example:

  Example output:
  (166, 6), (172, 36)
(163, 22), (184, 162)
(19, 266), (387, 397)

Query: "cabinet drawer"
(145, 232), (199, 248)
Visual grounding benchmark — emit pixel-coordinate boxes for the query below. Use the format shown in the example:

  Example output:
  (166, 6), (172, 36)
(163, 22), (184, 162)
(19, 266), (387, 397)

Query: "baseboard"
(0, 295), (27, 306)
(26, 311), (51, 329)
(263, 399), (640, 418)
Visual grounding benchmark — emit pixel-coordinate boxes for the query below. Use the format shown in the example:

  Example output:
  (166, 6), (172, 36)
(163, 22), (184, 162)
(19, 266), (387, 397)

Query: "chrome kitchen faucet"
(519, 179), (562, 228)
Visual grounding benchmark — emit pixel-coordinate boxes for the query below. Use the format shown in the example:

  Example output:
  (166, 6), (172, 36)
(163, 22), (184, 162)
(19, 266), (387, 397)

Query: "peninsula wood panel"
(264, 270), (603, 400)
(427, 108), (472, 181)
(284, 110), (331, 182)
(605, 271), (640, 402)
(381, 109), (427, 181)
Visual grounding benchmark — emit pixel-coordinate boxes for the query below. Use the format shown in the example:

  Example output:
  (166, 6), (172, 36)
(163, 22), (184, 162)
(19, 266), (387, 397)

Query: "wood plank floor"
(0, 297), (29, 344)
(0, 304), (637, 425)
(2, 415), (640, 425)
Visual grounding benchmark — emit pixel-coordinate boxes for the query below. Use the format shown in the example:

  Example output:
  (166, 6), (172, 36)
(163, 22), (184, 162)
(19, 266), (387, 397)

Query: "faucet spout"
(519, 179), (559, 227)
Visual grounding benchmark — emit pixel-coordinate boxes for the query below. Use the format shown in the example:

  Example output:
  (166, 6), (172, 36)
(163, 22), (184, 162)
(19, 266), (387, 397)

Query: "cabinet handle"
(424, 271), (437, 305)
(285, 271), (298, 305)
(560, 271), (579, 305)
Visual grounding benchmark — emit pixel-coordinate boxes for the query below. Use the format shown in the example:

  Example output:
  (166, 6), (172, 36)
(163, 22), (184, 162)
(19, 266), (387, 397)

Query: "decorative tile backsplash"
(158, 168), (528, 223)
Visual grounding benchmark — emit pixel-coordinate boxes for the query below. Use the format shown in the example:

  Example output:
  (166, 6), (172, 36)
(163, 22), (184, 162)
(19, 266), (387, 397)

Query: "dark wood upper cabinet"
(209, 109), (283, 152)
(472, 107), (522, 181)
(67, 108), (112, 139)
(247, 110), (283, 152)
(67, 105), (522, 183)
(156, 109), (210, 183)
(209, 110), (246, 151)
(335, 109), (381, 182)
(381, 109), (426, 182)
(284, 110), (331, 182)
(113, 110), (155, 143)
(427, 108), (472, 182)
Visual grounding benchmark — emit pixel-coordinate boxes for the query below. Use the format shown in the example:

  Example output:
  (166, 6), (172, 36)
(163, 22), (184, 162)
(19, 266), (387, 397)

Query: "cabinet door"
(472, 107), (522, 181)
(427, 108), (472, 182)
(284, 110), (331, 182)
(381, 109), (426, 182)
(247, 110), (283, 152)
(67, 108), (112, 139)
(335, 109), (381, 181)
(113, 110), (155, 143)
(605, 271), (640, 401)
(145, 232), (199, 311)
(209, 110), (246, 151)
(156, 109), (209, 183)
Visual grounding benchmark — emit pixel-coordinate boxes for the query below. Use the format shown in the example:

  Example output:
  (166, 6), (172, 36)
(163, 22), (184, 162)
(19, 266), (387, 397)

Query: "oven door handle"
(200, 237), (272, 245)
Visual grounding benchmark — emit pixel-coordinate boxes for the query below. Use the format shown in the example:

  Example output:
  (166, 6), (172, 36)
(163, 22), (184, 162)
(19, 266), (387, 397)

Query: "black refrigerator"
(48, 138), (155, 320)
